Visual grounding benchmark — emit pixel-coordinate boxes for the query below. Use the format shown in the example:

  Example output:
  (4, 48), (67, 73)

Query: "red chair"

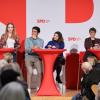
(66, 53), (80, 89)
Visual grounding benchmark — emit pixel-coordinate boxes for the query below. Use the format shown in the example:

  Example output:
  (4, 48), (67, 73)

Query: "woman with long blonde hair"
(0, 23), (20, 62)
(0, 22), (20, 48)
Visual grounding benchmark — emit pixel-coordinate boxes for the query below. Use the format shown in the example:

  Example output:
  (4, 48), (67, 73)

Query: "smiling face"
(53, 33), (59, 41)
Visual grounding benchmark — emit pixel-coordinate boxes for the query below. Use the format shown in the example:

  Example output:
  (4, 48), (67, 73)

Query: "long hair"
(52, 31), (64, 43)
(4, 22), (17, 41)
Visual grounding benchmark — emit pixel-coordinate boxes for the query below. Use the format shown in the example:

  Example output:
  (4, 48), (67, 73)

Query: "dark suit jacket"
(81, 67), (100, 100)
(84, 37), (100, 50)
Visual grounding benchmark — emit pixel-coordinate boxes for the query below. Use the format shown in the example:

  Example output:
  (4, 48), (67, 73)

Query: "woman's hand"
(47, 45), (52, 49)
(52, 46), (56, 49)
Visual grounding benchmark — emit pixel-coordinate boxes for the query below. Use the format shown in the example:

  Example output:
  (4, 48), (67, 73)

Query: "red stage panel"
(65, 0), (94, 23)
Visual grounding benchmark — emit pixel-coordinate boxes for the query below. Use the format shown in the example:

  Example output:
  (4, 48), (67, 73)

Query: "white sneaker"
(58, 84), (66, 95)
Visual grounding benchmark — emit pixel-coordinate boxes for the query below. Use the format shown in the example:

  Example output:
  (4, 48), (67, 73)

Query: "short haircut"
(89, 27), (96, 33)
(32, 26), (40, 33)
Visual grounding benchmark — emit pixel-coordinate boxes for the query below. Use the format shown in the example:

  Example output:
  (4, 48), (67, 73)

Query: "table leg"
(37, 54), (61, 96)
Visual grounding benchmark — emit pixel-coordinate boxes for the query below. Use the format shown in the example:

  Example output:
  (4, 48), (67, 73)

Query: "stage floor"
(31, 89), (80, 100)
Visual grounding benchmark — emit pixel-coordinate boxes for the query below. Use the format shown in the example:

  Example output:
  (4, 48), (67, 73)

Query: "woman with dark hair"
(45, 31), (65, 83)
(0, 23), (20, 62)
(45, 31), (64, 49)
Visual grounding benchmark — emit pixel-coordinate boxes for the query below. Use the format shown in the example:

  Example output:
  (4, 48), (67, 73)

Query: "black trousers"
(53, 56), (65, 77)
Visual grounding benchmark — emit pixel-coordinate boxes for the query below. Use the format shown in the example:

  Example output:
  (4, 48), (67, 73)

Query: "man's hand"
(93, 44), (100, 50)
(90, 47), (93, 49)
(32, 46), (41, 49)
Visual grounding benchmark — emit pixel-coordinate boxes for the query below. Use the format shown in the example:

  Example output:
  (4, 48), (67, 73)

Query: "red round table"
(88, 50), (100, 59)
(0, 48), (15, 59)
(32, 49), (65, 96)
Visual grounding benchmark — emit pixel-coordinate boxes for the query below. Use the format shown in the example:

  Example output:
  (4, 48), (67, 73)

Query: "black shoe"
(56, 77), (62, 83)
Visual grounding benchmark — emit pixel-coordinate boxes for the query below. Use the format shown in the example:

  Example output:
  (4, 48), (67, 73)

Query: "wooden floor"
(31, 96), (72, 100)
(31, 89), (79, 100)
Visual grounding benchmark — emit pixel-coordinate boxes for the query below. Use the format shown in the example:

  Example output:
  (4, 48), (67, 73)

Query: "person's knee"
(34, 62), (42, 73)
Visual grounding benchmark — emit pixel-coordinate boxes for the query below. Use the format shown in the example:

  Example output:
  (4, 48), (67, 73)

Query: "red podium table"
(0, 48), (15, 59)
(80, 50), (100, 61)
(88, 50), (100, 59)
(32, 49), (65, 96)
